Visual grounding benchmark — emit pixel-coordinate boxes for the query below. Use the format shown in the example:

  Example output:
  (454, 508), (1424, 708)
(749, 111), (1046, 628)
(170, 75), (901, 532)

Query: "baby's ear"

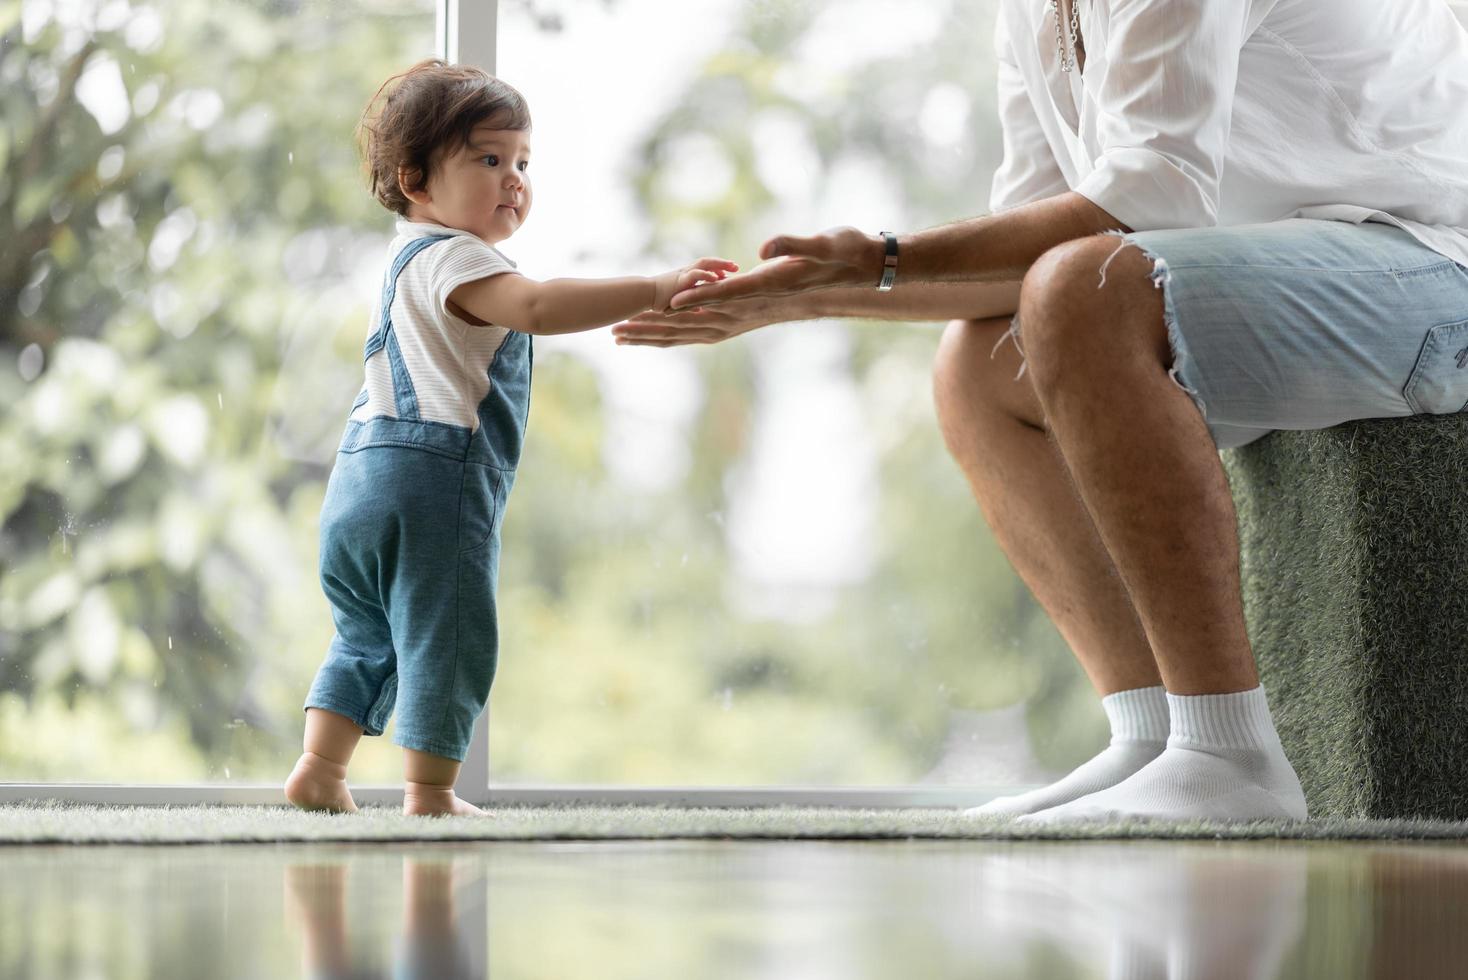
(397, 164), (429, 204)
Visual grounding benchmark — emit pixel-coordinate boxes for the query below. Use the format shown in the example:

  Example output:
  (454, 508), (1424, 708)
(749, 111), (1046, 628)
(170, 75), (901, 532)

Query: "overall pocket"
(1403, 318), (1468, 415)
(457, 464), (503, 555)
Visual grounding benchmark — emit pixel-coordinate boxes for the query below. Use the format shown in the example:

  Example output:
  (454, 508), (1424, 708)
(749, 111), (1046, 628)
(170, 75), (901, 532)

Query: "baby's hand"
(652, 257), (739, 312)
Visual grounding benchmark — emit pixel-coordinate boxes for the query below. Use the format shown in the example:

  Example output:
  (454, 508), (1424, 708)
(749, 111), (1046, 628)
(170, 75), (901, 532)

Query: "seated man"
(614, 0), (1468, 822)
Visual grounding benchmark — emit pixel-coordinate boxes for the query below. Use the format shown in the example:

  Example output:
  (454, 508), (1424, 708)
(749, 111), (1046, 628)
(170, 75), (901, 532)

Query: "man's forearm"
(803, 280), (1022, 322)
(654, 191), (1125, 327)
(901, 191), (1127, 284)
(798, 191), (1122, 321)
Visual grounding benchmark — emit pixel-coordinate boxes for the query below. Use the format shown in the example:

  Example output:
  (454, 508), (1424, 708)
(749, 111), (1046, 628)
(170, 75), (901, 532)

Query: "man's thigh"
(1110, 219), (1468, 450)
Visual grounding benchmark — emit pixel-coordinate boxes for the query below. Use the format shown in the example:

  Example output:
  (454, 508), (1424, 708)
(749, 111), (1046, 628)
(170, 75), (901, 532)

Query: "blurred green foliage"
(0, 0), (1103, 787)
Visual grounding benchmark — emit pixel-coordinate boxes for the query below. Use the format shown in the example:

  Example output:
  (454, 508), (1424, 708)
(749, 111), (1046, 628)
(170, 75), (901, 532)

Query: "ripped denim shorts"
(1041, 218), (1468, 450)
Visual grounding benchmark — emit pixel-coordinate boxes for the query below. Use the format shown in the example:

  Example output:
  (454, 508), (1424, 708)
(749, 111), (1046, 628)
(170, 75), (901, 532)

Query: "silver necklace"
(1049, 0), (1082, 73)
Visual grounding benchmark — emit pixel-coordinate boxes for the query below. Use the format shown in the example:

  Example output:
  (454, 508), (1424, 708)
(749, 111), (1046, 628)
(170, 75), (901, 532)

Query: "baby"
(284, 59), (735, 816)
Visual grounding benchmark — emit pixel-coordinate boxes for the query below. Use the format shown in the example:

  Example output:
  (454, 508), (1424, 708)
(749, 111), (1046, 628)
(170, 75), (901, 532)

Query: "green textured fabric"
(1222, 414), (1468, 821)
(5, 802), (1468, 844)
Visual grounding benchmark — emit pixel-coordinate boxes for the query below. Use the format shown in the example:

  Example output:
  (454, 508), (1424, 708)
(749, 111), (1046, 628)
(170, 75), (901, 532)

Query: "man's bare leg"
(1011, 236), (1305, 822)
(285, 708), (363, 813)
(933, 316), (1169, 817)
(933, 316), (1161, 695)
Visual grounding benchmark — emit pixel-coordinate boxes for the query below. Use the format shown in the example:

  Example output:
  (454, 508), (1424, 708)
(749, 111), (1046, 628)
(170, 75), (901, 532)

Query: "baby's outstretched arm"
(449, 257), (737, 336)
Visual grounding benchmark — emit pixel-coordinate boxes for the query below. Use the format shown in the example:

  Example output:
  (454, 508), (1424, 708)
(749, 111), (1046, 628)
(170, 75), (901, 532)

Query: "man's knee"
(1018, 234), (1164, 383)
(935, 317), (1014, 401)
(934, 316), (1042, 432)
(1019, 236), (1123, 329)
(935, 314), (1020, 372)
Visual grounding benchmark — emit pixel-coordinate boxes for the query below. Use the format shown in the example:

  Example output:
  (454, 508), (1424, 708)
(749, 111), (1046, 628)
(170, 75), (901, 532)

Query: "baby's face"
(418, 121), (533, 244)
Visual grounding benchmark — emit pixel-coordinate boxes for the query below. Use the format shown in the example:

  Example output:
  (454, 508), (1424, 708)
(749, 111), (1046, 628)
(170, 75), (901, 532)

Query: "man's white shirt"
(990, 0), (1468, 266)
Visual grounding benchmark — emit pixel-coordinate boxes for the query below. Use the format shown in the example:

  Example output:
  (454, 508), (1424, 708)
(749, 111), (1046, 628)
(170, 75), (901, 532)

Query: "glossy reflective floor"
(3, 838), (1466, 978)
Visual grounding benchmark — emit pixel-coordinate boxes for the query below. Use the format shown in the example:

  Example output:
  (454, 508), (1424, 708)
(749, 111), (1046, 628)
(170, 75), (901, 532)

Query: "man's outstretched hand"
(667, 226), (885, 310)
(612, 293), (800, 347)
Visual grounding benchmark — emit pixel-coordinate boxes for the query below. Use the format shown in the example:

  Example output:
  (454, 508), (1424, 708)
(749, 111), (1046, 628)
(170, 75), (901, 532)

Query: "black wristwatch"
(877, 231), (898, 291)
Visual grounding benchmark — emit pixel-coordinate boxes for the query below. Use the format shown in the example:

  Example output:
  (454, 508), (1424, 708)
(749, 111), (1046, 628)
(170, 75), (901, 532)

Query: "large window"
(1, 0), (1106, 792)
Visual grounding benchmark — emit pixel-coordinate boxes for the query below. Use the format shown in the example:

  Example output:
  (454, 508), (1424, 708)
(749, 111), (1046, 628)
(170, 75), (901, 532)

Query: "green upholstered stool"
(1221, 414), (1468, 820)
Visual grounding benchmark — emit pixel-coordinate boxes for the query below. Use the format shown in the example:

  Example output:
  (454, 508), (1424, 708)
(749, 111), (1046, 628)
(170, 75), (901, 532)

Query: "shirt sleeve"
(989, 5), (1071, 212)
(1073, 0), (1251, 230)
(424, 235), (519, 324)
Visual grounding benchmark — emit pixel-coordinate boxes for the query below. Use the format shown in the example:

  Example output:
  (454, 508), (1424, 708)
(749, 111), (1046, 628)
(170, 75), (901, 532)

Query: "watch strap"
(877, 231), (898, 291)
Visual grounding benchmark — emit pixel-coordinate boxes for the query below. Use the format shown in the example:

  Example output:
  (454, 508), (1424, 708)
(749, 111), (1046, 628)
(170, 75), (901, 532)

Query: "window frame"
(0, 0), (1004, 811)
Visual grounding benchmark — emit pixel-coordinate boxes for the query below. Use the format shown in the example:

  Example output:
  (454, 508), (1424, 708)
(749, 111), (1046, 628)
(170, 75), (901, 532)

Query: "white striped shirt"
(350, 219), (519, 431)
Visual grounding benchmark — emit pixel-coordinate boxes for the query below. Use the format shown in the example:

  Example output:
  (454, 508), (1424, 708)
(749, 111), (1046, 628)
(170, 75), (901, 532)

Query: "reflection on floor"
(1, 838), (1465, 978)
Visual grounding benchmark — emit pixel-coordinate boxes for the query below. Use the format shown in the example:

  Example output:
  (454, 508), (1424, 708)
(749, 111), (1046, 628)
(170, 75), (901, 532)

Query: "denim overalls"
(305, 235), (532, 762)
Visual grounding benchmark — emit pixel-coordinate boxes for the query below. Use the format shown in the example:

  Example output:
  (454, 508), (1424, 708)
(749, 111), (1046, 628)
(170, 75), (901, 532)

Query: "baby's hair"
(357, 58), (532, 216)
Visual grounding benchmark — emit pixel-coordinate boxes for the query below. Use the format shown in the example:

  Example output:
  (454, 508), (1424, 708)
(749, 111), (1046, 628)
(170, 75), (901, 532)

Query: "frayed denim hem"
(990, 314), (1029, 380)
(1097, 231), (1209, 419)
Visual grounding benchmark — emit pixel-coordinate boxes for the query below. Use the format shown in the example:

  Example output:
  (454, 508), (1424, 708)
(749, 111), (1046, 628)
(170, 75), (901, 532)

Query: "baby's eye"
(517, 160), (529, 172)
(483, 155), (500, 167)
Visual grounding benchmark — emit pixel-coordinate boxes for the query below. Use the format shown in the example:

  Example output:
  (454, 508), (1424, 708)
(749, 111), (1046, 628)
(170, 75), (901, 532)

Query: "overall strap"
(364, 234), (453, 421)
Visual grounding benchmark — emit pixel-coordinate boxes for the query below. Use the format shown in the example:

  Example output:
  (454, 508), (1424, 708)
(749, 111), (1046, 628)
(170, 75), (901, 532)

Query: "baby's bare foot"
(402, 782), (487, 817)
(284, 752), (359, 813)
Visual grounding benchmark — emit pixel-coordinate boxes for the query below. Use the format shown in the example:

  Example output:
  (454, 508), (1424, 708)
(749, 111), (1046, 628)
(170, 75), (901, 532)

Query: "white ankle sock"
(1018, 686), (1308, 824)
(965, 685), (1168, 818)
